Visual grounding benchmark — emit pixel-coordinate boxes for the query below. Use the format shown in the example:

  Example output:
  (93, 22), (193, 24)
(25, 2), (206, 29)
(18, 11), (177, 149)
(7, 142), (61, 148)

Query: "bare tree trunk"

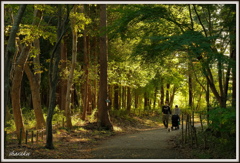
(160, 84), (164, 107)
(4, 4), (27, 130)
(45, 4), (71, 149)
(166, 83), (170, 102)
(97, 4), (113, 130)
(126, 87), (131, 113)
(60, 38), (68, 111)
(134, 89), (139, 110)
(114, 84), (119, 110)
(24, 63), (45, 129)
(64, 5), (79, 129)
(23, 9), (45, 129)
(82, 28), (89, 120)
(11, 45), (31, 139)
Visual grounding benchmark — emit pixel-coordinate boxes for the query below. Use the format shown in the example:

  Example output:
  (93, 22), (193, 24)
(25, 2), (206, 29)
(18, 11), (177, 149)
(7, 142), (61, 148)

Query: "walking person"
(162, 101), (171, 129)
(172, 105), (181, 129)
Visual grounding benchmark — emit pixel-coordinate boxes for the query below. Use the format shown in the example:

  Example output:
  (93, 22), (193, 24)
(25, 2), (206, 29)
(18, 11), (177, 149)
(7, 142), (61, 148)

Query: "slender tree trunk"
(166, 83), (170, 102)
(82, 28), (89, 120)
(169, 85), (177, 108)
(97, 4), (113, 130)
(134, 89), (139, 110)
(153, 86), (158, 109)
(126, 87), (131, 113)
(60, 38), (68, 110)
(114, 84), (119, 110)
(24, 64), (45, 129)
(65, 5), (79, 128)
(11, 45), (31, 139)
(23, 9), (45, 129)
(46, 4), (71, 149)
(4, 4), (27, 130)
(160, 85), (164, 107)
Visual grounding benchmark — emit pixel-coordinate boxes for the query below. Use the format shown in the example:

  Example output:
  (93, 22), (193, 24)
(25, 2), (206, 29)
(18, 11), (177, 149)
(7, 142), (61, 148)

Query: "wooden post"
(4, 131), (7, 147)
(18, 128), (22, 145)
(31, 131), (34, 144)
(25, 130), (28, 144)
(181, 114), (184, 145)
(62, 118), (64, 128)
(41, 130), (44, 142)
(200, 114), (204, 132)
(189, 114), (193, 147)
(36, 131), (39, 143)
(185, 115), (188, 144)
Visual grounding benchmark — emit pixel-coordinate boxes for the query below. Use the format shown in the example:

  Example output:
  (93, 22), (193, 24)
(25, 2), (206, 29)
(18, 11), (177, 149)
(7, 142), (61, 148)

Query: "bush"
(208, 107), (236, 137)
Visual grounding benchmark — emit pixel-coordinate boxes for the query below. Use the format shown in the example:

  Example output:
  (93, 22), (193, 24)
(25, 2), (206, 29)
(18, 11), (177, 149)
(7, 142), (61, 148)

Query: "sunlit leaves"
(17, 24), (56, 45)
(70, 6), (91, 33)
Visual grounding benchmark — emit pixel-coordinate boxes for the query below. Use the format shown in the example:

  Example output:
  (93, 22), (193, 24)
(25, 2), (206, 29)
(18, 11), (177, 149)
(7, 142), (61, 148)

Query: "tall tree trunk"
(97, 4), (113, 130)
(230, 27), (236, 108)
(60, 38), (68, 110)
(166, 83), (170, 102)
(11, 45), (31, 140)
(126, 87), (131, 113)
(188, 64), (193, 109)
(153, 86), (158, 109)
(4, 4), (27, 130)
(134, 89), (139, 110)
(113, 84), (119, 110)
(206, 81), (210, 126)
(65, 5), (79, 128)
(11, 5), (43, 139)
(23, 9), (45, 129)
(169, 85), (177, 108)
(82, 28), (89, 120)
(24, 63), (45, 129)
(144, 92), (150, 110)
(45, 4), (71, 149)
(160, 84), (164, 107)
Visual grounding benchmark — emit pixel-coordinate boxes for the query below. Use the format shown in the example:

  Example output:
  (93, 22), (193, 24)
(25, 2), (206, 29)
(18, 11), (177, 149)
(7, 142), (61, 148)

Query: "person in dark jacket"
(162, 101), (171, 128)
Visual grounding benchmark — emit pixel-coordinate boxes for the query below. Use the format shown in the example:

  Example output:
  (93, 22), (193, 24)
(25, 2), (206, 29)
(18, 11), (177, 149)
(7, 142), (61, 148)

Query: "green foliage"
(208, 107), (236, 136)
(52, 106), (65, 125)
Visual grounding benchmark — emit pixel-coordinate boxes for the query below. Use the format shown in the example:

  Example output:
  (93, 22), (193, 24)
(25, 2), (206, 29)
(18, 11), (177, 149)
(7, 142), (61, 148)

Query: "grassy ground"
(4, 112), (163, 159)
(4, 111), (236, 159)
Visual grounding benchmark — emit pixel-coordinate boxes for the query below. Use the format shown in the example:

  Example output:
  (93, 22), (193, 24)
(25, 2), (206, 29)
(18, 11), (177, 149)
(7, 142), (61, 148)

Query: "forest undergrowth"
(4, 110), (236, 159)
(4, 110), (162, 159)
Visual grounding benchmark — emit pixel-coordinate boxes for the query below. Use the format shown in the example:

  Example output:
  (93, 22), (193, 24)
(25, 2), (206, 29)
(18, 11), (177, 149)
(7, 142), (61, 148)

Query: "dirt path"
(91, 127), (183, 159)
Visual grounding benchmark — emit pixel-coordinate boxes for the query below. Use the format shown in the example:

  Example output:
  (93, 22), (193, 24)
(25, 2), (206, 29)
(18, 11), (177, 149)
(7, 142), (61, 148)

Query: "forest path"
(90, 126), (183, 159)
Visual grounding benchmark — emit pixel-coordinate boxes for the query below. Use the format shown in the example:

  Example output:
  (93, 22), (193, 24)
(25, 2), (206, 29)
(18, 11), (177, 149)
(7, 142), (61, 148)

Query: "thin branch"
(193, 4), (208, 37)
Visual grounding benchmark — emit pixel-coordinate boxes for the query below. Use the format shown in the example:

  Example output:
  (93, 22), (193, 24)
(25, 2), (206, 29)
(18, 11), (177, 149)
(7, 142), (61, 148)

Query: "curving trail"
(91, 127), (183, 159)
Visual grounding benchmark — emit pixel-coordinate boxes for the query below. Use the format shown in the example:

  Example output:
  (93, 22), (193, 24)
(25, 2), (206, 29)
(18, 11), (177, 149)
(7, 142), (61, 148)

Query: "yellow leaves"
(45, 59), (51, 63)
(34, 70), (43, 75)
(70, 11), (92, 32)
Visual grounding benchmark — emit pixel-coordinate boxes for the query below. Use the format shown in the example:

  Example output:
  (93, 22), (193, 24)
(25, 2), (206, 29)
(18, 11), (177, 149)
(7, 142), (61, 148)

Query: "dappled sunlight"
(113, 125), (123, 132)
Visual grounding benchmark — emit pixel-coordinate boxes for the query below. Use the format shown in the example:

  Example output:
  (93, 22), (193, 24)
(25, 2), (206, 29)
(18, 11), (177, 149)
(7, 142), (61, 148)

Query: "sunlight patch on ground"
(113, 125), (123, 132)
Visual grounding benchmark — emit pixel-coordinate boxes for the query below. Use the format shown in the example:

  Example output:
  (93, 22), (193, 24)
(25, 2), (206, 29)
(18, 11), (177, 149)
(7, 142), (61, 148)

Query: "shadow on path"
(91, 127), (183, 159)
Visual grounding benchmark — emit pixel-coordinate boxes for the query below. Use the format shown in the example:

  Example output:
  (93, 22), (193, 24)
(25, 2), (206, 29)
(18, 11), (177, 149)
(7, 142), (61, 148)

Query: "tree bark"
(126, 87), (131, 112)
(60, 38), (68, 111)
(82, 27), (89, 120)
(113, 84), (119, 110)
(4, 4), (27, 129)
(24, 63), (45, 129)
(160, 84), (164, 107)
(97, 4), (113, 130)
(166, 83), (170, 102)
(11, 45), (31, 139)
(45, 4), (71, 149)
